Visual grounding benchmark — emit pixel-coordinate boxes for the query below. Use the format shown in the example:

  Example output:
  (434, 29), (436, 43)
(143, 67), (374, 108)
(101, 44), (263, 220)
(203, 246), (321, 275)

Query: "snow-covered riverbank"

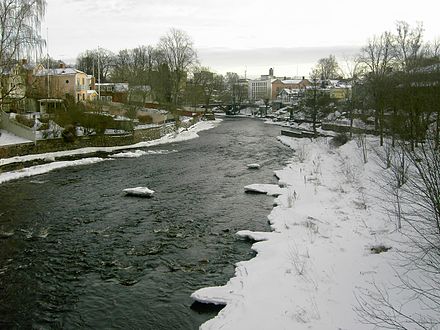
(0, 120), (221, 184)
(192, 134), (432, 329)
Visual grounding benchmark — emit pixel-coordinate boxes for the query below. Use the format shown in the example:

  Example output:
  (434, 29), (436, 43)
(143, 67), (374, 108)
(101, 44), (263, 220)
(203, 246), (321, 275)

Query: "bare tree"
(357, 133), (440, 329)
(110, 48), (131, 82)
(310, 54), (341, 81)
(76, 48), (113, 82)
(0, 0), (46, 102)
(191, 66), (222, 112)
(340, 57), (363, 138)
(358, 31), (396, 145)
(222, 72), (247, 113)
(158, 28), (198, 105)
(394, 21), (424, 72)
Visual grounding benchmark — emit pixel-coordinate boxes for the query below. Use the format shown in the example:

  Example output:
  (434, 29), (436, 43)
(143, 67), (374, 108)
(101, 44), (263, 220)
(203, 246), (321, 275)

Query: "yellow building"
(329, 87), (351, 100)
(34, 64), (92, 102)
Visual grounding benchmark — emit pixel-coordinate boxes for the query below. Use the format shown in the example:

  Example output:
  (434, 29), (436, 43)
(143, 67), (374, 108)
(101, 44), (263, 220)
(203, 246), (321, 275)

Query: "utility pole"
(46, 28), (50, 99)
(97, 46), (101, 100)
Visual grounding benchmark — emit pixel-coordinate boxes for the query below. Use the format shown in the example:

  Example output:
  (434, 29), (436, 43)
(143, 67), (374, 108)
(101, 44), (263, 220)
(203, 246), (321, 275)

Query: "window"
(66, 80), (69, 84)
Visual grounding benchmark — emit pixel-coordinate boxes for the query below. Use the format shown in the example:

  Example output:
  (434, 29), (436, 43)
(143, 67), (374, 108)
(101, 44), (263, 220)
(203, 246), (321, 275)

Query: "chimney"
(59, 62), (65, 69)
(269, 68), (274, 77)
(302, 76), (305, 80)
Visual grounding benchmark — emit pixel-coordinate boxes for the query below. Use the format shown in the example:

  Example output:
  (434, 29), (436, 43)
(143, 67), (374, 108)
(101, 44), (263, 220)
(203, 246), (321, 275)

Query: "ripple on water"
(0, 118), (292, 329)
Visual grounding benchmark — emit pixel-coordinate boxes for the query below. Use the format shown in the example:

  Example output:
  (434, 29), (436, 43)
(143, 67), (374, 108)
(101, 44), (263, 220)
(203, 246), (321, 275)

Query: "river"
(0, 118), (292, 329)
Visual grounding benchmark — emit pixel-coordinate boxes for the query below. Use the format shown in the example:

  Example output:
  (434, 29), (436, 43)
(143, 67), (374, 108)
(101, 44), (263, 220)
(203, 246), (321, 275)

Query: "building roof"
(35, 67), (86, 77)
(96, 82), (129, 92)
(280, 88), (300, 95)
(282, 79), (303, 84)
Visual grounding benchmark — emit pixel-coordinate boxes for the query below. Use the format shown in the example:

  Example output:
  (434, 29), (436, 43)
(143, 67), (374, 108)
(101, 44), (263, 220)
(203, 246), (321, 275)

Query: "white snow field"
(0, 129), (33, 146)
(192, 135), (437, 330)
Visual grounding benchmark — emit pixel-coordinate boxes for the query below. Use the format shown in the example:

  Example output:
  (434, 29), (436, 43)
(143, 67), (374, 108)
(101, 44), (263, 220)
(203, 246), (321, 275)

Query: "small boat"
(123, 187), (155, 197)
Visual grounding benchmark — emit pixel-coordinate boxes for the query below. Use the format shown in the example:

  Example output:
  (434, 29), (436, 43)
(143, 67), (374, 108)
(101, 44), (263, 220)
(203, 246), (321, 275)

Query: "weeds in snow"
(356, 133), (369, 164)
(288, 242), (309, 275)
(287, 189), (298, 208)
(296, 145), (308, 163)
(353, 187), (368, 210)
(304, 219), (319, 244)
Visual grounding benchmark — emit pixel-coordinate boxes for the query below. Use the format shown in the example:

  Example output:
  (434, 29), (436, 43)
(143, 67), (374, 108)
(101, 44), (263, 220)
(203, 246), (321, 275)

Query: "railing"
(0, 110), (36, 144)
(75, 84), (88, 91)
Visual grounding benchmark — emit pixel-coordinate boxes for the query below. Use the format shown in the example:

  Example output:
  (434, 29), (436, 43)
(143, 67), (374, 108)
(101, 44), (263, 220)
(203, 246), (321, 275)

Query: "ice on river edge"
(0, 158), (106, 184)
(123, 186), (155, 197)
(246, 163), (260, 169)
(0, 120), (221, 184)
(191, 134), (432, 330)
(244, 183), (284, 196)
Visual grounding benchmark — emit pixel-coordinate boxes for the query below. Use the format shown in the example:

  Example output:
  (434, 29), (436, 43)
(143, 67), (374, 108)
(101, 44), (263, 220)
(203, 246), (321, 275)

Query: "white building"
(248, 79), (272, 101)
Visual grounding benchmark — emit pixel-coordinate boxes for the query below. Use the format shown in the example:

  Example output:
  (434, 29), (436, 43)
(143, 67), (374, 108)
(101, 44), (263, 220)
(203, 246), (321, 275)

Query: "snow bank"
(244, 184), (284, 196)
(0, 119), (222, 167)
(0, 158), (106, 184)
(193, 136), (419, 330)
(236, 230), (273, 242)
(112, 149), (177, 158)
(0, 119), (221, 184)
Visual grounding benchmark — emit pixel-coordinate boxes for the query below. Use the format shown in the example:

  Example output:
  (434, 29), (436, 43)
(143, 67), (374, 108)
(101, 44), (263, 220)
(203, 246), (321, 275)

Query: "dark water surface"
(0, 118), (292, 329)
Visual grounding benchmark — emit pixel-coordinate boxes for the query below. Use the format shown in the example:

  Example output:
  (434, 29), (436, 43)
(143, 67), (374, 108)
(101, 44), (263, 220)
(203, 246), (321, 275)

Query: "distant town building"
(271, 77), (310, 100)
(248, 69), (275, 102)
(34, 63), (93, 102)
(95, 82), (129, 103)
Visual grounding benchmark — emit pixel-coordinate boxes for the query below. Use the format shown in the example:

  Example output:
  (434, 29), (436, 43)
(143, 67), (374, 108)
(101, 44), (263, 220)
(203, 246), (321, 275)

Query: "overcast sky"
(43, 0), (439, 78)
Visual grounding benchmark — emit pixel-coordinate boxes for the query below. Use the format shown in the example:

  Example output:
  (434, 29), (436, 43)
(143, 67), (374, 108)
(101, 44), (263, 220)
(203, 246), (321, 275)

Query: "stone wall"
(0, 119), (200, 159)
(0, 111), (36, 143)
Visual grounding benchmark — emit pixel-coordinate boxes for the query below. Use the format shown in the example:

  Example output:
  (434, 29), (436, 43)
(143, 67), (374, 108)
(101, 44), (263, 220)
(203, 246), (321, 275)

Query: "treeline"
(73, 29), (246, 112)
(336, 21), (440, 329)
(355, 21), (440, 149)
(309, 21), (440, 148)
(75, 28), (197, 110)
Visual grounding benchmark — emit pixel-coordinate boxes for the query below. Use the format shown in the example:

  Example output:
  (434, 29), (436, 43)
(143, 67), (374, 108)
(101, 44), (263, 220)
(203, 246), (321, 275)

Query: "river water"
(0, 118), (292, 329)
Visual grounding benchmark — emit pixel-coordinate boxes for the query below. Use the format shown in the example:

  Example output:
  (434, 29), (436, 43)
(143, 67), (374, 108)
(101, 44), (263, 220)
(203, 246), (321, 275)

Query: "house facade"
(1, 59), (36, 112)
(95, 82), (129, 103)
(277, 88), (301, 105)
(329, 87), (351, 100)
(248, 78), (273, 102)
(271, 78), (311, 100)
(34, 64), (92, 102)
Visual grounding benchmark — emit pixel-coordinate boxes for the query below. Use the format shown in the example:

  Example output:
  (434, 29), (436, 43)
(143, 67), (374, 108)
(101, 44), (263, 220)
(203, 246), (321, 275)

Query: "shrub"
(137, 114), (153, 124)
(62, 124), (76, 142)
(331, 133), (349, 147)
(15, 114), (34, 127)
